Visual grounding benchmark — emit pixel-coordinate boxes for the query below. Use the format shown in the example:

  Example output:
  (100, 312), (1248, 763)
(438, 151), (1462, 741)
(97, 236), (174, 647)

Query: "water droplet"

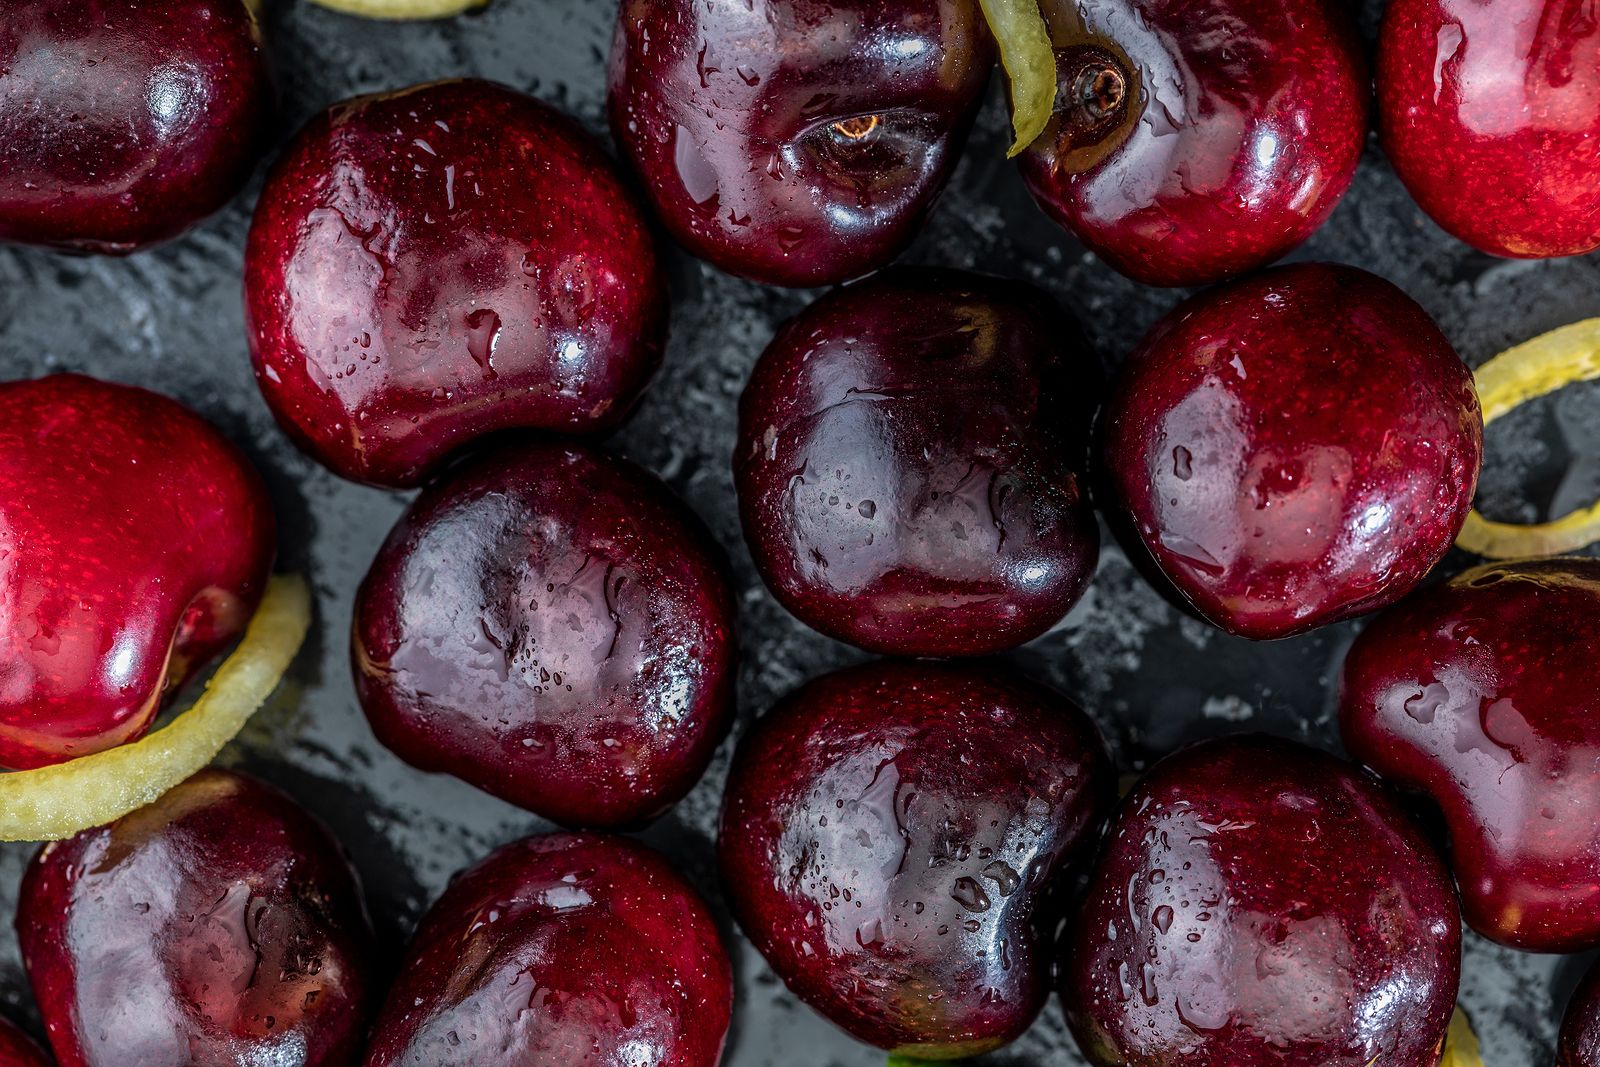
(1432, 22), (1466, 105)
(673, 126), (720, 216)
(777, 224), (807, 252)
(1115, 961), (1134, 1001)
(1172, 446), (1194, 481)
(857, 499), (877, 520)
(1158, 532), (1224, 575)
(950, 877), (992, 913)
(1152, 905), (1174, 933)
(465, 308), (501, 379)
(982, 860), (1021, 897)
(1140, 963), (1160, 1006)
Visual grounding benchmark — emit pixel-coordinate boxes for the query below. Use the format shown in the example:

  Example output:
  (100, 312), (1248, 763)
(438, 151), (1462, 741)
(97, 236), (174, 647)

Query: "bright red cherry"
(607, 0), (995, 287)
(0, 0), (272, 254)
(18, 770), (377, 1067)
(1016, 0), (1369, 287)
(1379, 0), (1600, 258)
(1063, 735), (1461, 1067)
(363, 833), (733, 1067)
(0, 374), (275, 769)
(246, 79), (668, 488)
(1101, 263), (1482, 640)
(1342, 558), (1600, 952)
(735, 269), (1099, 657)
(353, 440), (737, 829)
(0, 1018), (48, 1067)
(720, 661), (1112, 1058)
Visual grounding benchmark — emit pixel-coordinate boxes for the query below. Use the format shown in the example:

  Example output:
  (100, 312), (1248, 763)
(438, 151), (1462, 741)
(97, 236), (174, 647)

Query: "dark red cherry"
(1561, 956), (1600, 1067)
(18, 770), (377, 1067)
(363, 833), (732, 1067)
(0, 374), (275, 769)
(1342, 558), (1600, 952)
(1101, 263), (1482, 640)
(1015, 0), (1369, 287)
(0, 0), (272, 254)
(245, 79), (668, 488)
(1063, 735), (1460, 1067)
(719, 660), (1112, 1057)
(354, 439), (736, 829)
(1379, 0), (1600, 258)
(0, 1018), (48, 1067)
(735, 268), (1099, 657)
(607, 0), (994, 287)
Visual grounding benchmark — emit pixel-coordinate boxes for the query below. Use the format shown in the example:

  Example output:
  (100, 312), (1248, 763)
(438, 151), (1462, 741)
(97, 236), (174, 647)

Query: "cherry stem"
(1054, 48), (1130, 154)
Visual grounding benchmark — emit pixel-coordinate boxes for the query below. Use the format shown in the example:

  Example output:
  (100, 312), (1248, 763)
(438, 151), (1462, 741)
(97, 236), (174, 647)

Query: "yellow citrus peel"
(1438, 1006), (1485, 1067)
(1458, 318), (1600, 559)
(306, 0), (486, 20)
(977, 0), (1058, 157)
(0, 575), (311, 842)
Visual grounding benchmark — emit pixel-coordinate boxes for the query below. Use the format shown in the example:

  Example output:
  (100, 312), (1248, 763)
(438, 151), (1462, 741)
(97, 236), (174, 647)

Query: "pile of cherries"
(0, 0), (1597, 1064)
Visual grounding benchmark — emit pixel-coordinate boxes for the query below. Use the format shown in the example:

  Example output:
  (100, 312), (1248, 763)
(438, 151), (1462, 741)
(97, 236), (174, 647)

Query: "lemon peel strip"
(977, 0), (1058, 157)
(1458, 318), (1600, 560)
(306, 0), (487, 21)
(1438, 1006), (1485, 1067)
(0, 574), (311, 842)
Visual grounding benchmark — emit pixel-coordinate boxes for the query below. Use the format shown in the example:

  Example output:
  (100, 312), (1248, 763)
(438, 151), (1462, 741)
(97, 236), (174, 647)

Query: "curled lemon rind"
(1438, 1006), (1484, 1067)
(977, 0), (1057, 157)
(306, 0), (487, 20)
(0, 575), (311, 842)
(1458, 318), (1600, 560)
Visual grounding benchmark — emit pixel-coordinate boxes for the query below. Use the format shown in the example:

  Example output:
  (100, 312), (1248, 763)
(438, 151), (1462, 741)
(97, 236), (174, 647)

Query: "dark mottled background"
(1, 1), (1598, 1063)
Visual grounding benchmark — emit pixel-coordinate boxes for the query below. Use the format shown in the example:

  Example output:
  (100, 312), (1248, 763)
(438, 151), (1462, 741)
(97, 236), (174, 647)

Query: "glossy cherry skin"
(1016, 0), (1368, 287)
(0, 0), (272, 254)
(1102, 263), (1482, 640)
(246, 79), (668, 488)
(0, 1018), (49, 1067)
(1560, 956), (1600, 1067)
(18, 770), (378, 1067)
(354, 440), (736, 829)
(720, 661), (1112, 1058)
(364, 833), (732, 1067)
(1341, 558), (1600, 952)
(607, 0), (994, 288)
(735, 269), (1099, 657)
(1064, 735), (1460, 1067)
(1379, 0), (1600, 258)
(0, 374), (275, 769)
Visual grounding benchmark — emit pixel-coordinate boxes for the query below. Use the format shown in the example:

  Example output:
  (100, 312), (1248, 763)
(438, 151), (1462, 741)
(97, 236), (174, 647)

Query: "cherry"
(1342, 558), (1600, 952)
(1561, 956), (1600, 1067)
(18, 769), (377, 1067)
(1063, 735), (1460, 1067)
(735, 268), (1099, 657)
(364, 833), (732, 1067)
(353, 439), (736, 829)
(1379, 0), (1600, 258)
(245, 79), (668, 488)
(1016, 0), (1369, 287)
(0, 1018), (48, 1067)
(1101, 263), (1482, 640)
(0, 374), (275, 769)
(0, 0), (272, 254)
(719, 660), (1112, 1057)
(607, 0), (994, 287)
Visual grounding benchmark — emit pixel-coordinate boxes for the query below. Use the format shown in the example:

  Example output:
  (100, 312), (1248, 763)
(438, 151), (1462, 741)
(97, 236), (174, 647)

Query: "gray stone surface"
(1, 1), (1597, 1063)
